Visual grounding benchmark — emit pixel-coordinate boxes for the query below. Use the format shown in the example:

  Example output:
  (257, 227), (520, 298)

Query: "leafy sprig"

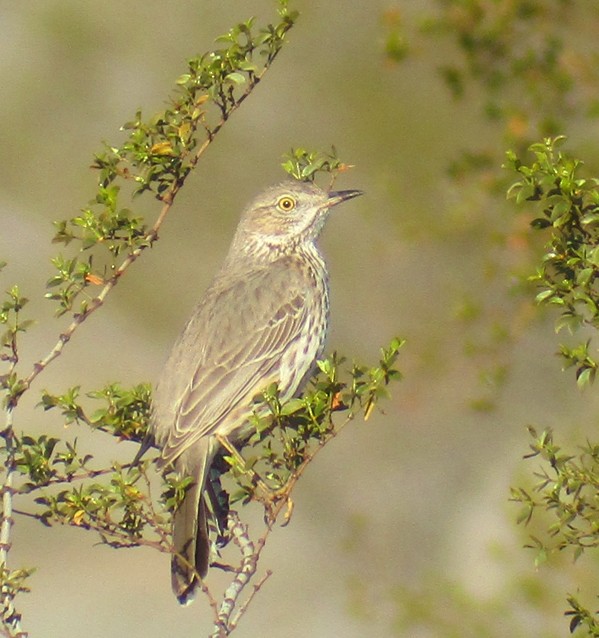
(506, 136), (599, 387)
(40, 382), (151, 441)
(281, 146), (353, 183)
(511, 426), (599, 635)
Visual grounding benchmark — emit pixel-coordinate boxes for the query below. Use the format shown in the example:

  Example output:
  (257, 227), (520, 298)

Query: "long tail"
(171, 463), (211, 605)
(169, 442), (234, 604)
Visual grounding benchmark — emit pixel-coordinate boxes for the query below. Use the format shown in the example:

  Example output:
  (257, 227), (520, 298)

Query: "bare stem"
(0, 411), (25, 638)
(210, 514), (261, 637)
(0, 414), (15, 568)
(229, 569), (272, 632)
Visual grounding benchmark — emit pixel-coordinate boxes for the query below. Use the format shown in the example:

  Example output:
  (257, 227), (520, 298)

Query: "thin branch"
(0, 308), (27, 637)
(229, 569), (272, 632)
(19, 466), (120, 493)
(133, 469), (180, 551)
(261, 412), (354, 532)
(13, 506), (168, 555)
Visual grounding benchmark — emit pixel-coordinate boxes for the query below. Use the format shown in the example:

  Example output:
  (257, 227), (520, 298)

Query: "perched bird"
(150, 179), (362, 604)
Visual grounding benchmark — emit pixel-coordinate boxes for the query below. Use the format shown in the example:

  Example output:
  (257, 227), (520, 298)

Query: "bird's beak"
(326, 189), (364, 208)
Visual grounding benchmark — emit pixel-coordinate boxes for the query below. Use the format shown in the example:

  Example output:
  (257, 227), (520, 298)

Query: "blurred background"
(2, 1), (599, 636)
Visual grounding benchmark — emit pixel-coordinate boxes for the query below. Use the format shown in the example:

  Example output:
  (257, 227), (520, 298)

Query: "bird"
(149, 179), (363, 604)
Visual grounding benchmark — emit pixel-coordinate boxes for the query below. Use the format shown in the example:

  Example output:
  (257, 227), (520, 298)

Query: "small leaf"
(225, 72), (246, 85)
(576, 366), (595, 388)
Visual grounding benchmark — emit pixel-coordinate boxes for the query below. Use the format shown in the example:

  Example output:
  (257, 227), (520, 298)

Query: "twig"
(260, 412), (354, 532)
(229, 569), (272, 632)
(13, 506), (168, 554)
(19, 465), (122, 493)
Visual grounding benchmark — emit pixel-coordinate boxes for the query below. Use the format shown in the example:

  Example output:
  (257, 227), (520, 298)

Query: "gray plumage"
(150, 179), (362, 604)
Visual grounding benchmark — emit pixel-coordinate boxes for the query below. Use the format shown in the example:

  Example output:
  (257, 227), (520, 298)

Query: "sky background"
(2, 2), (599, 636)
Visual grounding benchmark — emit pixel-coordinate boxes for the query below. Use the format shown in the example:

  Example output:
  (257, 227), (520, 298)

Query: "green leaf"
(225, 72), (246, 85)
(576, 366), (595, 389)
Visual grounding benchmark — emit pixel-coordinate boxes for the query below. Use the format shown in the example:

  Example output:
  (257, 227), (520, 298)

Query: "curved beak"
(327, 189), (364, 208)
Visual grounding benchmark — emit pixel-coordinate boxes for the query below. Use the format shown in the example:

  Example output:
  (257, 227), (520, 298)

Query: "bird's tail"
(170, 443), (234, 605)
(171, 477), (210, 605)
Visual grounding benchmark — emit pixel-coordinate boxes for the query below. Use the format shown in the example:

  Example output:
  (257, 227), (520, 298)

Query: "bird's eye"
(276, 196), (296, 212)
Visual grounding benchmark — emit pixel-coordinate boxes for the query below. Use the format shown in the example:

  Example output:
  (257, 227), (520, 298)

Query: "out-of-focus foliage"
(506, 136), (599, 387)
(378, 2), (599, 420)
(506, 136), (599, 632)
(373, 2), (599, 636)
(418, 1), (599, 149)
(511, 427), (599, 634)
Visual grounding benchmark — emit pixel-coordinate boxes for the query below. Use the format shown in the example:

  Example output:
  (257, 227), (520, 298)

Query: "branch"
(210, 515), (271, 637)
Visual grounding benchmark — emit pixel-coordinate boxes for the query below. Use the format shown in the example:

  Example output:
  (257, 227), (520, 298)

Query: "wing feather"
(152, 256), (321, 465)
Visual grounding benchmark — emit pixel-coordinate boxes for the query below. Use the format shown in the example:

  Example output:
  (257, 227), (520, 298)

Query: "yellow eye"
(276, 195), (296, 212)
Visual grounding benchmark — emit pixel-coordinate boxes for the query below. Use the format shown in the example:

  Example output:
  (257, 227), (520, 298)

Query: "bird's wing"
(154, 256), (321, 466)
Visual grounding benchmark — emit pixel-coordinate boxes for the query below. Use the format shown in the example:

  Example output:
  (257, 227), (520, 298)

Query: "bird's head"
(232, 180), (363, 256)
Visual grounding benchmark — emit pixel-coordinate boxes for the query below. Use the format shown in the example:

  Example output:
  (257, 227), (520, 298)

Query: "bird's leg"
(277, 495), (294, 527)
(260, 486), (294, 528)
